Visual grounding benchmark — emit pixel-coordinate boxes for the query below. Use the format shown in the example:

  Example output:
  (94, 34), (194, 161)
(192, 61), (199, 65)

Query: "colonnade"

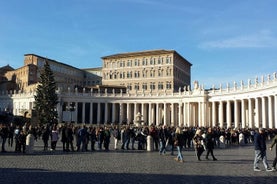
(209, 95), (277, 129)
(59, 93), (277, 129)
(4, 76), (277, 129)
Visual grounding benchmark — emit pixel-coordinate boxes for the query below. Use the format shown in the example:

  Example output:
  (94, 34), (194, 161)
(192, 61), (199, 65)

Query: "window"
(143, 58), (148, 65)
(158, 57), (161, 65)
(120, 61), (123, 67)
(134, 71), (140, 78)
(114, 72), (117, 79)
(127, 84), (132, 90)
(158, 69), (163, 77)
(150, 70), (155, 77)
(134, 83), (139, 90)
(150, 82), (155, 90)
(142, 83), (147, 90)
(166, 56), (171, 64)
(142, 71), (147, 77)
(166, 68), (171, 76)
(166, 82), (172, 89)
(158, 82), (164, 90)
(127, 60), (132, 67)
(149, 57), (156, 65)
(112, 62), (116, 68)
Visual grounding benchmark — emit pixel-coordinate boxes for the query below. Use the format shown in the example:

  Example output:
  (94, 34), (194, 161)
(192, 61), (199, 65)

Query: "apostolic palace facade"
(0, 50), (277, 129)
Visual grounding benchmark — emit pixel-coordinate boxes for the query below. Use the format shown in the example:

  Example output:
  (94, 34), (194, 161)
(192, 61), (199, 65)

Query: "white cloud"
(199, 30), (277, 49)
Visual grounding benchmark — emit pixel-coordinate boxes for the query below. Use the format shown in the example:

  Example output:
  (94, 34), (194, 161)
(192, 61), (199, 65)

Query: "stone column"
(207, 102), (212, 127)
(248, 99), (253, 128)
(141, 103), (145, 124)
(164, 103), (167, 125)
(156, 103), (160, 125)
(241, 99), (245, 128)
(191, 103), (198, 126)
(262, 97), (266, 128)
(255, 98), (260, 128)
(112, 103), (116, 124)
(127, 103), (130, 124)
(104, 102), (108, 124)
(171, 103), (175, 126)
(268, 96), (273, 128)
(119, 103), (123, 124)
(212, 101), (216, 127)
(202, 102), (206, 127)
(148, 103), (152, 125)
(275, 96), (277, 128)
(178, 103), (182, 127)
(183, 102), (187, 127)
(234, 100), (239, 128)
(226, 100), (231, 128)
(219, 101), (224, 128)
(151, 104), (155, 125)
(134, 103), (137, 124)
(198, 102), (202, 127)
(188, 102), (191, 127)
(82, 102), (85, 123)
(90, 102), (93, 124)
(97, 102), (101, 124)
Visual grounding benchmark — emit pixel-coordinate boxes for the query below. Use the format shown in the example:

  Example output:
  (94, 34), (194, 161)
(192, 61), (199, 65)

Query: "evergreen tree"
(34, 60), (58, 126)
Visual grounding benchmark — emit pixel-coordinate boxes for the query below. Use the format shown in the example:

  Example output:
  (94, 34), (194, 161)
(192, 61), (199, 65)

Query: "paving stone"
(0, 139), (276, 184)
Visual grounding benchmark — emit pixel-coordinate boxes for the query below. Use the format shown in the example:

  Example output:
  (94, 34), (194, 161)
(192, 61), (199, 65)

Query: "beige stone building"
(2, 54), (102, 93)
(4, 64), (38, 92)
(101, 50), (192, 95)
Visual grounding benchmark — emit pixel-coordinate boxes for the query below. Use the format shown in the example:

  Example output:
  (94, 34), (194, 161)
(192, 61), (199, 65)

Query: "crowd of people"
(1, 122), (277, 171)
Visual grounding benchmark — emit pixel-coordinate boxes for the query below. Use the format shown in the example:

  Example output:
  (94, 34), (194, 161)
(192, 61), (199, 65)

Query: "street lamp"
(67, 102), (75, 123)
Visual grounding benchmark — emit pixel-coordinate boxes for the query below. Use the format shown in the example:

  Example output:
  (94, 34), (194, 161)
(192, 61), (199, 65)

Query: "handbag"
(198, 144), (205, 153)
(174, 139), (179, 146)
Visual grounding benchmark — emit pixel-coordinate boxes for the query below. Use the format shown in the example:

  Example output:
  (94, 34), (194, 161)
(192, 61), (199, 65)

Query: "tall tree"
(34, 60), (58, 125)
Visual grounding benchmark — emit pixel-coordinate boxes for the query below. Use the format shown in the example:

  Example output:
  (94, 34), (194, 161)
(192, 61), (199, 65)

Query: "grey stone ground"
(0, 138), (276, 184)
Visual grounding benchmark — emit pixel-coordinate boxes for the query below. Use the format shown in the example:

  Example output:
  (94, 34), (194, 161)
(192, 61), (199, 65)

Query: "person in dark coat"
(61, 124), (67, 151)
(0, 124), (9, 152)
(65, 124), (75, 152)
(253, 128), (272, 171)
(103, 126), (111, 151)
(205, 127), (217, 161)
(42, 126), (50, 151)
(159, 125), (168, 155)
(89, 126), (97, 151)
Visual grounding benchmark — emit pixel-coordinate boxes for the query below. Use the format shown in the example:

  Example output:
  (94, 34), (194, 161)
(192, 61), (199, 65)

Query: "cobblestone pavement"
(0, 139), (276, 184)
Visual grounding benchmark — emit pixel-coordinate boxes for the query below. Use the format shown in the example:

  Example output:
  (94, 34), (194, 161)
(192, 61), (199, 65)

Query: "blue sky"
(0, 0), (276, 88)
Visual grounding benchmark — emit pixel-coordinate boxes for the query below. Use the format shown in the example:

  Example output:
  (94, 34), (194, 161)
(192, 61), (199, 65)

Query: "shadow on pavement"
(0, 168), (275, 184)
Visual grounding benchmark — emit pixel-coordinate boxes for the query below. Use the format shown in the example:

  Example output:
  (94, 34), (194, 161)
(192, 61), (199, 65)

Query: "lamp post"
(67, 102), (75, 123)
